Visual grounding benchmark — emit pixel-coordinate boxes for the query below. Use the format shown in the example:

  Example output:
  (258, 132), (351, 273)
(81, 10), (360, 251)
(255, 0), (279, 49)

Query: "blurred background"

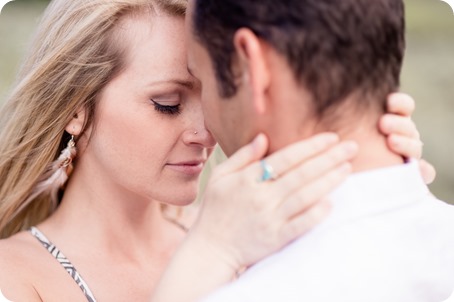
(0, 0), (453, 203)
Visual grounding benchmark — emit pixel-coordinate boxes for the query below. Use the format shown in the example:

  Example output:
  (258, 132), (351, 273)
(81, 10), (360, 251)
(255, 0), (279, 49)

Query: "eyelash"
(151, 100), (181, 115)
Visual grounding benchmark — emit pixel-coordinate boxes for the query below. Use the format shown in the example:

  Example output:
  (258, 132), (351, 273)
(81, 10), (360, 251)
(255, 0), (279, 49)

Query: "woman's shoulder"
(0, 231), (38, 274)
(0, 230), (91, 302)
(0, 231), (45, 301)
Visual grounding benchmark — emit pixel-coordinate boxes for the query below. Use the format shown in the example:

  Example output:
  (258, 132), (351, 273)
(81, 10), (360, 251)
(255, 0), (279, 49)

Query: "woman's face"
(79, 14), (216, 205)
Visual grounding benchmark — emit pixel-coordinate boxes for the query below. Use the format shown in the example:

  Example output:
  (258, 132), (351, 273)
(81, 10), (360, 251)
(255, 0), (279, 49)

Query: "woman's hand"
(152, 133), (358, 302)
(380, 93), (436, 184)
(190, 134), (357, 270)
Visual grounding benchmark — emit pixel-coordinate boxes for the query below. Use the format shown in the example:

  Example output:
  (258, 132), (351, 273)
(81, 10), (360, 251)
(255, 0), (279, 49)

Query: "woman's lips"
(166, 161), (205, 176)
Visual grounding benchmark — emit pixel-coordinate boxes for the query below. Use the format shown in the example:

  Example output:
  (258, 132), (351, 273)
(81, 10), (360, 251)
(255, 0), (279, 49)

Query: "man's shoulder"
(201, 193), (454, 302)
(412, 194), (454, 227)
(412, 196), (454, 249)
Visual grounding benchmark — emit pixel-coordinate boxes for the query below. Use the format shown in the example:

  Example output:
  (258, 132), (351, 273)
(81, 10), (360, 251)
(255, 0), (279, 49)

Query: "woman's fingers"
(387, 134), (423, 159)
(419, 159), (436, 184)
(277, 162), (351, 219)
(273, 141), (357, 197)
(384, 93), (435, 184)
(383, 92), (423, 159)
(379, 114), (419, 139)
(196, 134), (355, 270)
(279, 200), (332, 244)
(213, 134), (268, 178)
(386, 93), (415, 116)
(383, 92), (421, 159)
(246, 133), (340, 179)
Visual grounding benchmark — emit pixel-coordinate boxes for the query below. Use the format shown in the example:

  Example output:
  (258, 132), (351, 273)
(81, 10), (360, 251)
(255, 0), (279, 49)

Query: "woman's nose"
(182, 127), (217, 148)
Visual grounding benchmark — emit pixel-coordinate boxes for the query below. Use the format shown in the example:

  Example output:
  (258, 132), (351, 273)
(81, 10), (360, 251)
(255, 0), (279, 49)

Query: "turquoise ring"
(260, 159), (277, 182)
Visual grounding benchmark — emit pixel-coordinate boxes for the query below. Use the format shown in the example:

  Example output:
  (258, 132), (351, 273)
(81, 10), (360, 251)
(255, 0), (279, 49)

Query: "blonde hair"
(0, 0), (187, 238)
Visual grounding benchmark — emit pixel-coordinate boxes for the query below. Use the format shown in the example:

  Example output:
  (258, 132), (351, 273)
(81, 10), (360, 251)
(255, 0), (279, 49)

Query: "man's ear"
(233, 28), (271, 115)
(65, 108), (86, 136)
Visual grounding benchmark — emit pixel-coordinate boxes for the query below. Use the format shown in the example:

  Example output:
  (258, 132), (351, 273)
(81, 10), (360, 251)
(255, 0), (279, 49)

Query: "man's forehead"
(184, 0), (196, 36)
(186, 0), (195, 19)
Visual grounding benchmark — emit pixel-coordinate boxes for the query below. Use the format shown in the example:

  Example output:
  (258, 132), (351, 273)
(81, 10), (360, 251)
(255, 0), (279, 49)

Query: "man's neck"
(337, 121), (405, 173)
(267, 111), (405, 174)
(262, 86), (405, 173)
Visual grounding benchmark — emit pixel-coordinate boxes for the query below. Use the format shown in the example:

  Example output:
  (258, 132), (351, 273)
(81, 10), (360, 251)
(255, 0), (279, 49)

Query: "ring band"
(260, 159), (277, 182)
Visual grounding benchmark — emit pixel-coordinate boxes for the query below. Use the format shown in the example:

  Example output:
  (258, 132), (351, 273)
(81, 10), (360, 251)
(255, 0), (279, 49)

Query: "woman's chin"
(174, 198), (197, 207)
(162, 191), (199, 207)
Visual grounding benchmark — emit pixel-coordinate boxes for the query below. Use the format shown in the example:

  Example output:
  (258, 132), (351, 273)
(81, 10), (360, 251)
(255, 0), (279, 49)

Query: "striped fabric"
(30, 227), (97, 302)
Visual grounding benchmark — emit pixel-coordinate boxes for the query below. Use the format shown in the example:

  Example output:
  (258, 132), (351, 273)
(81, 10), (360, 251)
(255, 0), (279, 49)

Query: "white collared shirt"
(202, 162), (454, 302)
(443, 290), (454, 302)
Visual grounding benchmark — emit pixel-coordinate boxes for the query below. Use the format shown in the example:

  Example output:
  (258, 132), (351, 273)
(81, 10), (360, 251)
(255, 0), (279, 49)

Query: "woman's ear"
(65, 108), (86, 135)
(233, 28), (271, 115)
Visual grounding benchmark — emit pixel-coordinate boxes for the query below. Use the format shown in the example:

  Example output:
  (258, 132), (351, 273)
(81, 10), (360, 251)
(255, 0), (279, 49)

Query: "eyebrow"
(149, 78), (195, 90)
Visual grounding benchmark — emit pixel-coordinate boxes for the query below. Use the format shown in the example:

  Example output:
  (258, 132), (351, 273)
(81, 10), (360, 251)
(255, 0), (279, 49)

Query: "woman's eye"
(151, 99), (181, 115)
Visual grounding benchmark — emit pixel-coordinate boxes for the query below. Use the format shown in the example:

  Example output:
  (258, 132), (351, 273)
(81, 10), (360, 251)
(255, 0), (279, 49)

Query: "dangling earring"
(55, 134), (77, 181)
(25, 133), (78, 210)
(60, 135), (76, 169)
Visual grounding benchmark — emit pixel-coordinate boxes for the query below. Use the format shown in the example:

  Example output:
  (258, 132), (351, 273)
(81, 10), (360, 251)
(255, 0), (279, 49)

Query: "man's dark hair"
(192, 0), (405, 116)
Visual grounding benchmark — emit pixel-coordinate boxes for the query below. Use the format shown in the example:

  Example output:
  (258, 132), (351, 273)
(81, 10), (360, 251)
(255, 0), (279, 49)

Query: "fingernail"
(252, 133), (265, 152)
(390, 136), (400, 148)
(385, 119), (394, 130)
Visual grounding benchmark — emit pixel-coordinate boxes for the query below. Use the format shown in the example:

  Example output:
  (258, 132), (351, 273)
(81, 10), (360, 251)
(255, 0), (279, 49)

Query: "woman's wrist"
(183, 229), (240, 280)
(151, 230), (240, 302)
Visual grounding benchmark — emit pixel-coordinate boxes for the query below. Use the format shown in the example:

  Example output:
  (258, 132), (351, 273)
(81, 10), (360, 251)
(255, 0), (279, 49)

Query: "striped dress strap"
(29, 227), (97, 302)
